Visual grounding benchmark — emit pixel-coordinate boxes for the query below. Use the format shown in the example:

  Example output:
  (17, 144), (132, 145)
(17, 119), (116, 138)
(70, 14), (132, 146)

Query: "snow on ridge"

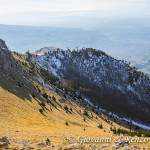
(32, 54), (61, 78)
(109, 112), (150, 130)
(32, 49), (150, 126)
(52, 56), (61, 69)
(127, 85), (141, 99)
(83, 97), (94, 106)
(33, 76), (54, 91)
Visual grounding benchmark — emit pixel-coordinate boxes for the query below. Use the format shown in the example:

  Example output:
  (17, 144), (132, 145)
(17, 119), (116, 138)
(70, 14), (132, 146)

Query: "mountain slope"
(0, 39), (150, 149)
(0, 39), (124, 149)
(33, 46), (61, 55)
(0, 39), (118, 149)
(32, 48), (150, 125)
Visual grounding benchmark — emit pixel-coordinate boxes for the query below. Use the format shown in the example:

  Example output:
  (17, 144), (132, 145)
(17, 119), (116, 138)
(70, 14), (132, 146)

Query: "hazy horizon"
(0, 0), (150, 29)
(0, 0), (150, 75)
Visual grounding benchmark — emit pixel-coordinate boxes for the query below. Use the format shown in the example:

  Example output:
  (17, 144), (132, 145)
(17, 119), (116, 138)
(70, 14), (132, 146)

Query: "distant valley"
(0, 23), (150, 75)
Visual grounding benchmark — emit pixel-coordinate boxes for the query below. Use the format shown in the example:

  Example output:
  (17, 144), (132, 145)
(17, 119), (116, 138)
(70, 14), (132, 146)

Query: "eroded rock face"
(0, 39), (15, 70)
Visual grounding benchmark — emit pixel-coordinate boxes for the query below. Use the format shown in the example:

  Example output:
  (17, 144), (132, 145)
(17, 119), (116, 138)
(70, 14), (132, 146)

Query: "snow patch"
(109, 112), (150, 130)
(83, 97), (94, 106)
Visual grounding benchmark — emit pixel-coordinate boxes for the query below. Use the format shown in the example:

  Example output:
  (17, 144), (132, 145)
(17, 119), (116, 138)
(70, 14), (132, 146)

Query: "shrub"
(98, 124), (103, 129)
(32, 93), (36, 99)
(56, 89), (58, 93)
(42, 92), (48, 99)
(16, 82), (22, 88)
(52, 95), (56, 101)
(112, 128), (117, 134)
(118, 121), (122, 125)
(38, 88), (41, 93)
(92, 107), (95, 112)
(39, 109), (43, 114)
(96, 111), (98, 115)
(48, 100), (56, 108)
(39, 101), (45, 107)
(137, 129), (142, 137)
(144, 131), (150, 137)
(65, 89), (68, 94)
(111, 127), (136, 136)
(63, 94), (66, 98)
(110, 126), (113, 131)
(64, 105), (69, 111)
(83, 110), (89, 117)
(118, 128), (128, 135)
(45, 138), (50, 143)
(78, 94), (82, 99)
(129, 131), (136, 137)
(135, 126), (140, 130)
(65, 121), (69, 126)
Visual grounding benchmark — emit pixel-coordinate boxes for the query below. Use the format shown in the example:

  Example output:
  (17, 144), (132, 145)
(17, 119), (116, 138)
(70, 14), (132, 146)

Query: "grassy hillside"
(0, 71), (116, 149)
(0, 51), (150, 149)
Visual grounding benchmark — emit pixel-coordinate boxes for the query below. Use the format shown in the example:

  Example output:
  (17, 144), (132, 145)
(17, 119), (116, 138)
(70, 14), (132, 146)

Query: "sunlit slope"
(0, 74), (116, 145)
(0, 40), (149, 149)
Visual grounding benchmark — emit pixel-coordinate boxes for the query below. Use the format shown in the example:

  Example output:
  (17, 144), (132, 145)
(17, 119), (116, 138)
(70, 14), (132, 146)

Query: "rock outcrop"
(0, 136), (10, 147)
(112, 140), (129, 149)
(0, 39), (15, 70)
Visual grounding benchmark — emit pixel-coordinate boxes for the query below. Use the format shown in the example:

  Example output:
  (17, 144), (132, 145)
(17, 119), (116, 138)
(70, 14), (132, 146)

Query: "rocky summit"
(0, 39), (15, 70)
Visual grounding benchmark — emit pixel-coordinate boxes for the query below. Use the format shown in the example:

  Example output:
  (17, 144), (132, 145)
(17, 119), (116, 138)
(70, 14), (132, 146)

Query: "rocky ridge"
(0, 39), (15, 70)
(32, 48), (150, 125)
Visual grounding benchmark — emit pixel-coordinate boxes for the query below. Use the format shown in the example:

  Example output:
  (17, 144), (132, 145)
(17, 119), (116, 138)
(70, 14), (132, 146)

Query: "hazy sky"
(0, 0), (150, 28)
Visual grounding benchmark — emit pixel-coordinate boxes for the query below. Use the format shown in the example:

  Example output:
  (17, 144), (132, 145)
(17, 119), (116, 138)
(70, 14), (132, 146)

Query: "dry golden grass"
(0, 82), (150, 149)
(0, 54), (149, 149)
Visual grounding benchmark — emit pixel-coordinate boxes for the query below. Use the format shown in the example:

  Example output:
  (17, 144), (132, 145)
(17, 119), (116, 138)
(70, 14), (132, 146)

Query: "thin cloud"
(0, 0), (150, 27)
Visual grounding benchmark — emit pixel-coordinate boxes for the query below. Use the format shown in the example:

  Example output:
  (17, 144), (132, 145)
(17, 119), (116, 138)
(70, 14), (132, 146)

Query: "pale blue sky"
(0, 0), (150, 28)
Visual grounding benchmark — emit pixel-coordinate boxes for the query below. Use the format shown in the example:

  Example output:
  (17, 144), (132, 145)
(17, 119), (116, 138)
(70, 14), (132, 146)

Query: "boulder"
(0, 136), (10, 147)
(112, 140), (129, 149)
